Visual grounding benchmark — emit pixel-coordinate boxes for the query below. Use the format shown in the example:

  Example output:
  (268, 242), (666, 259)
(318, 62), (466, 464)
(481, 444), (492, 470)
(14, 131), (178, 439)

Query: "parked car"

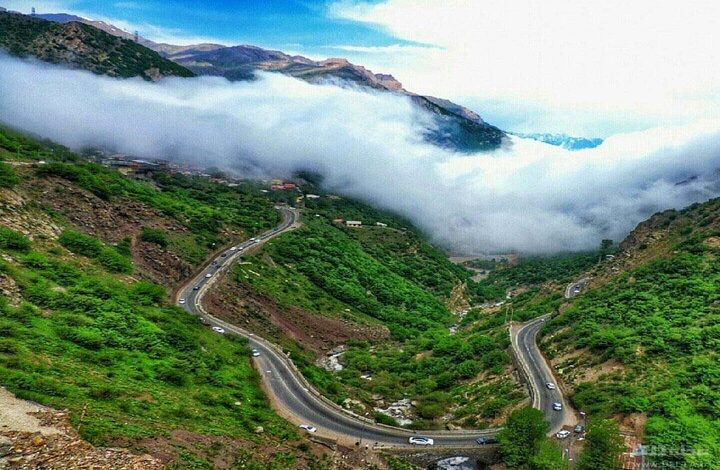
(556, 430), (571, 439)
(552, 402), (563, 411)
(476, 436), (498, 445)
(574, 425), (584, 433)
(408, 436), (434, 446)
(212, 326), (225, 334)
(299, 424), (317, 433)
(546, 382), (556, 390)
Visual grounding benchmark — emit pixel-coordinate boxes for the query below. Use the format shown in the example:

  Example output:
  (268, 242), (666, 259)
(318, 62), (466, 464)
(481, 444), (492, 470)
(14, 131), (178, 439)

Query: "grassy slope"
(0, 128), (332, 469)
(0, 11), (193, 80)
(234, 196), (526, 428)
(540, 200), (720, 469)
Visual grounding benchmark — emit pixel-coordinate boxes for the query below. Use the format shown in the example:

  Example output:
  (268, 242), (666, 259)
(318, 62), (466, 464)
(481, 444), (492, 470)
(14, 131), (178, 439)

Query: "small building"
(306, 194), (321, 199)
(332, 218), (344, 224)
(375, 222), (388, 227)
(346, 220), (362, 228)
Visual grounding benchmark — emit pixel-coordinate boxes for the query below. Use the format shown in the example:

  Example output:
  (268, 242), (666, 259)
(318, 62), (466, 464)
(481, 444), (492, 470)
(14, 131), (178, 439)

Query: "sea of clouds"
(2, 55), (720, 253)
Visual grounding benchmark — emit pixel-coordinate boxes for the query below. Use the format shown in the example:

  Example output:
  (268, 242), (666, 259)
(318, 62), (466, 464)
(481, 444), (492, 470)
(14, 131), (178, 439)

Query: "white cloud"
(329, 0), (720, 135)
(2, 55), (720, 254)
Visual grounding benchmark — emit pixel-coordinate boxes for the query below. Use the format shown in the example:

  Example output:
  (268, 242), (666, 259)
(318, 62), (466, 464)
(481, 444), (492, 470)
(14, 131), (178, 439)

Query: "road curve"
(175, 206), (494, 448)
(510, 316), (576, 435)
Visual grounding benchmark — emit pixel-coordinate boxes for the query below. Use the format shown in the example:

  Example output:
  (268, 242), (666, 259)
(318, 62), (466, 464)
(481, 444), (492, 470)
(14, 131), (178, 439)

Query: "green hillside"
(540, 201), (720, 469)
(0, 11), (193, 80)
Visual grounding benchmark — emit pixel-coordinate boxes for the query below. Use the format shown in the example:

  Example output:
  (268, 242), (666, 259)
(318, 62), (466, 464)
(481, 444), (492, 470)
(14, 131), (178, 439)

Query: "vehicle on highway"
(574, 425), (584, 433)
(408, 436), (434, 446)
(230, 246), (237, 251)
(178, 298), (186, 304)
(211, 326), (225, 334)
(299, 424), (317, 433)
(221, 253), (227, 257)
(205, 273), (212, 278)
(193, 286), (200, 291)
(250, 237), (257, 242)
(556, 430), (571, 439)
(546, 382), (556, 390)
(552, 402), (563, 411)
(475, 436), (497, 445)
(251, 349), (260, 357)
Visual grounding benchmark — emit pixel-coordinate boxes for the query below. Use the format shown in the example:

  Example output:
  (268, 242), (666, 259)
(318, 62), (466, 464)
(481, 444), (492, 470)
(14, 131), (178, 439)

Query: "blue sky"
(9, 0), (407, 51)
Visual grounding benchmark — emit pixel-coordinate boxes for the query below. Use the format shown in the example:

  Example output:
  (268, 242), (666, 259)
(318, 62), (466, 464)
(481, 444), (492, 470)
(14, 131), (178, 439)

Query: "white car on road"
(552, 402), (563, 411)
(205, 273), (212, 278)
(556, 430), (571, 439)
(178, 298), (186, 305)
(251, 349), (260, 357)
(546, 382), (556, 390)
(408, 436), (434, 446)
(299, 424), (316, 433)
(212, 326), (225, 334)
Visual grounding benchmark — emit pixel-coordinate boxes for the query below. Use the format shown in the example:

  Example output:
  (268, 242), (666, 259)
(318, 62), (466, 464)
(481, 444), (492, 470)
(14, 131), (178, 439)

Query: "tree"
(577, 419), (624, 470)
(498, 407), (550, 468)
(531, 440), (568, 470)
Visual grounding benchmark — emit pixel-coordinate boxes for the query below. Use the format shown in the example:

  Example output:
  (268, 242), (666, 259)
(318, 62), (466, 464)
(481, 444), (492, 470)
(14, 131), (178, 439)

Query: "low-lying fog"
(2, 55), (720, 253)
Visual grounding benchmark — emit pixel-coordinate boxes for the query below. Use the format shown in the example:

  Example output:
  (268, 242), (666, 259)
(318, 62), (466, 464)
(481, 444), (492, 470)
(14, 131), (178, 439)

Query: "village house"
(346, 220), (362, 227)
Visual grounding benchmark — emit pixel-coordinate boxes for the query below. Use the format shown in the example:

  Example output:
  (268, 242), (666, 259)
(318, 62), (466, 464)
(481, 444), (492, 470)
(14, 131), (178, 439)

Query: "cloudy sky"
(4, 0), (720, 137)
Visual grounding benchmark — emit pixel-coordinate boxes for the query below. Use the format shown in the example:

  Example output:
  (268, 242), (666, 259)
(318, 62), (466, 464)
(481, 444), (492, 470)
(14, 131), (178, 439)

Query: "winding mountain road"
(510, 316), (575, 435)
(174, 205), (573, 447)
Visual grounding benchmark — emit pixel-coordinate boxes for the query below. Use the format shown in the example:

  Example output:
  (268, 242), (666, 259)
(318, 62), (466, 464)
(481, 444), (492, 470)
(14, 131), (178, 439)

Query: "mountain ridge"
(33, 10), (505, 152)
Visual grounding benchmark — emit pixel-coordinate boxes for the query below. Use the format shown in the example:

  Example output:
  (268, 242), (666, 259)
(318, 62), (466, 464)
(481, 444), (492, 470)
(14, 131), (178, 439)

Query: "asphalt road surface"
(510, 316), (576, 435)
(565, 278), (589, 299)
(175, 205), (572, 448)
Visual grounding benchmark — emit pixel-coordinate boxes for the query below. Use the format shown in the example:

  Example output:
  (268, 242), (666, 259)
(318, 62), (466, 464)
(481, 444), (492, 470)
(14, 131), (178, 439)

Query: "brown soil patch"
(24, 177), (204, 285)
(0, 387), (161, 469)
(204, 276), (389, 354)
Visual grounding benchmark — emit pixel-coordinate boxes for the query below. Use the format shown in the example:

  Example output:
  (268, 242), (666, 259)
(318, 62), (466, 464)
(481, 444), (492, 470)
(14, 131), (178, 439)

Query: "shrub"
(98, 247), (133, 274)
(59, 230), (102, 258)
(0, 227), (31, 252)
(0, 162), (19, 188)
(140, 227), (168, 247)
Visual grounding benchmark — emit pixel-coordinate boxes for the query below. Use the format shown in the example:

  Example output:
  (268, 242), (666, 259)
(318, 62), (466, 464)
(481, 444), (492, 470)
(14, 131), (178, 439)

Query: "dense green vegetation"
(140, 227), (169, 247)
(471, 250), (603, 302)
(577, 419), (624, 470)
(0, 225), (295, 449)
(0, 161), (19, 187)
(544, 199), (720, 469)
(239, 209), (522, 427)
(498, 407), (566, 470)
(0, 11), (193, 80)
(59, 229), (133, 273)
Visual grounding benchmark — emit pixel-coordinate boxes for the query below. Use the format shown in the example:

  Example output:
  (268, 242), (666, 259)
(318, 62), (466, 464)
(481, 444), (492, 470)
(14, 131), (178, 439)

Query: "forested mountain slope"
(540, 200), (720, 469)
(0, 11), (193, 80)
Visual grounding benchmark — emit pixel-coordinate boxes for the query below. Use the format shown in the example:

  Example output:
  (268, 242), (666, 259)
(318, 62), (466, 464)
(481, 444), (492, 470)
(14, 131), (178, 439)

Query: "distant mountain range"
(511, 132), (604, 150)
(31, 12), (505, 153)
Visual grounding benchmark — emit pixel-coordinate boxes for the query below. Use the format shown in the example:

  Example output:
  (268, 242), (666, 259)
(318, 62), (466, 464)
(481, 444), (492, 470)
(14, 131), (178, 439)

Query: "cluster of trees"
(250, 217), (516, 425)
(544, 201), (720, 468)
(499, 407), (624, 470)
(471, 250), (605, 302)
